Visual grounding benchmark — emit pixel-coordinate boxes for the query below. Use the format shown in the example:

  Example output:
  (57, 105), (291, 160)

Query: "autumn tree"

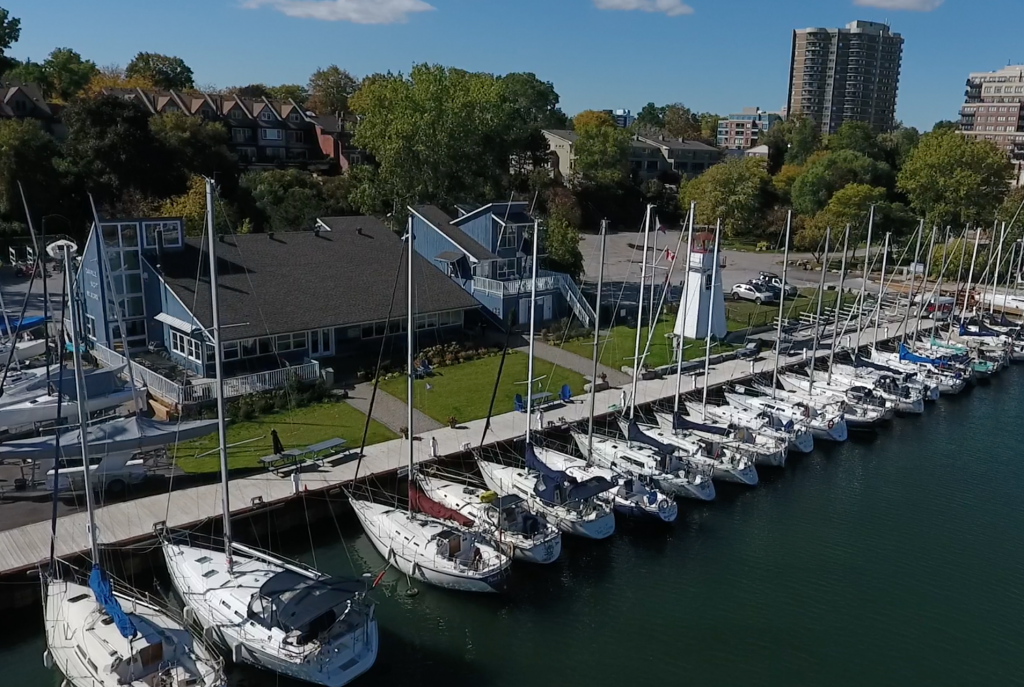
(698, 113), (722, 144)
(663, 103), (701, 140)
(159, 175), (239, 235)
(306, 65), (357, 116)
(678, 157), (772, 238)
(897, 129), (1013, 228)
(125, 52), (194, 90)
(572, 109), (615, 131)
(83, 64), (156, 95)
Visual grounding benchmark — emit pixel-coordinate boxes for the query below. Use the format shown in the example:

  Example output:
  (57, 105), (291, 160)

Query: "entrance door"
(518, 298), (531, 326)
(542, 295), (553, 322)
(309, 329), (333, 358)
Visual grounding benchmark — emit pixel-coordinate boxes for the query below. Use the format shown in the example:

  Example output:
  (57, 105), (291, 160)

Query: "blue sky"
(7, 0), (1024, 130)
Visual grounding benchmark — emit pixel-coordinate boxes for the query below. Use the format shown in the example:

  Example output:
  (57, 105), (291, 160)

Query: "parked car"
(731, 281), (776, 305)
(45, 451), (148, 496)
(759, 272), (799, 298)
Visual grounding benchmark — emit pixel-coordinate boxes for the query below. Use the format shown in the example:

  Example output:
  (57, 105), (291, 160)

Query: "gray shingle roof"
(409, 205), (498, 262)
(638, 136), (719, 151)
(543, 129), (578, 144)
(158, 217), (480, 341)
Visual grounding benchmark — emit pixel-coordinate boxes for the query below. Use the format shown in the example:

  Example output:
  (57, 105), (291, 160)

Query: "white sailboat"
(414, 472), (563, 564)
(725, 390), (848, 442)
(818, 366), (925, 414)
(767, 375), (892, 429)
(621, 416), (758, 485)
(162, 180), (379, 685)
(43, 239), (224, 687)
(350, 214), (512, 592)
(682, 400), (811, 456)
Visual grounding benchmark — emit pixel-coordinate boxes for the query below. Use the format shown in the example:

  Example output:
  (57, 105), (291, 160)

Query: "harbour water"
(4, 367), (1023, 687)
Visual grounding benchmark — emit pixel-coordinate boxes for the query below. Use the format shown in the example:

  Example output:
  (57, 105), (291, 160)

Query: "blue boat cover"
(899, 343), (943, 366)
(626, 420), (675, 455)
(88, 564), (136, 639)
(524, 444), (571, 484)
(0, 315), (47, 335)
(566, 475), (615, 502)
(672, 413), (730, 437)
(959, 322), (1000, 338)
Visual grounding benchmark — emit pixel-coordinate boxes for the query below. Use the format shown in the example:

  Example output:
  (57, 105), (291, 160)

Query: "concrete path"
(343, 381), (443, 435)
(518, 338), (632, 387)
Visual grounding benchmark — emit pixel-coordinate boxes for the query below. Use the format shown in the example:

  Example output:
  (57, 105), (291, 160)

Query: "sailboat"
(351, 214), (512, 592)
(42, 239), (224, 687)
(725, 389), (848, 442)
(161, 180), (379, 685)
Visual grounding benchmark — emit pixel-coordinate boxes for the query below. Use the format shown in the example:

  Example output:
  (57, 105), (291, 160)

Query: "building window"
(289, 112), (302, 123)
(498, 228), (518, 250)
(170, 330), (203, 362)
(232, 128), (253, 143)
(223, 342), (240, 361)
(13, 98), (26, 113)
(259, 110), (275, 121)
(288, 130), (305, 144)
(257, 337), (273, 355)
(265, 147), (286, 160)
(495, 258), (517, 280)
(261, 128), (283, 141)
(85, 315), (96, 339)
(143, 221), (182, 249)
(237, 147), (257, 163)
(276, 332), (307, 352)
(645, 160), (658, 171)
(229, 108), (243, 119)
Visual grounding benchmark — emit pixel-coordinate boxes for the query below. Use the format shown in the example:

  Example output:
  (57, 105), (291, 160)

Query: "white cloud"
(242, 0), (435, 24)
(592, 0), (694, 17)
(853, 0), (943, 11)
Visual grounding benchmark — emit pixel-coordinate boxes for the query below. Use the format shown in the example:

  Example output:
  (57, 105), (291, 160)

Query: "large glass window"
(498, 228), (518, 250)
(496, 258), (518, 279)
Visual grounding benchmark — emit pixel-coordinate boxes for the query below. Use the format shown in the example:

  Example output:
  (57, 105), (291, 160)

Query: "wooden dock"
(0, 318), (920, 577)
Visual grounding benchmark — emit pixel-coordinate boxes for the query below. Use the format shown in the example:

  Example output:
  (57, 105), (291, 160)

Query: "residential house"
(101, 87), (362, 169)
(409, 203), (595, 329)
(542, 129), (721, 182)
(0, 81), (64, 137)
(76, 215), (481, 402)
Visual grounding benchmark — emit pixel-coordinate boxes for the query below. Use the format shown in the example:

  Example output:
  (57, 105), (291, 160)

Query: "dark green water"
(6, 368), (1024, 687)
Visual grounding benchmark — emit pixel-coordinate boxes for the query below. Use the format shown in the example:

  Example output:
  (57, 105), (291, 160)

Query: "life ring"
(827, 419), (835, 430)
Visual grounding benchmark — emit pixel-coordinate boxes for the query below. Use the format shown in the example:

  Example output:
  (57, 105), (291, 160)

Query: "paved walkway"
(343, 381), (443, 434)
(518, 338), (632, 387)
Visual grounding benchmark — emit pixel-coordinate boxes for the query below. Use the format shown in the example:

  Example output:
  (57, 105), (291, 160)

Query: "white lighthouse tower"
(674, 230), (726, 342)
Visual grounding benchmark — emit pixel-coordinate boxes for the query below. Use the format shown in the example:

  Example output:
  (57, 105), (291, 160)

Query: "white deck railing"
(90, 343), (320, 407)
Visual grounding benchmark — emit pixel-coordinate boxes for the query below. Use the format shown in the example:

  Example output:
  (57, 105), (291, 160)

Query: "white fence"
(91, 342), (320, 407)
(473, 275), (561, 298)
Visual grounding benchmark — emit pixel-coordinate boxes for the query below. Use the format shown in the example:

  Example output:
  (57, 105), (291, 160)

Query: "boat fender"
(42, 650), (53, 669)
(827, 419), (835, 430)
(182, 605), (195, 624)
(231, 641), (245, 665)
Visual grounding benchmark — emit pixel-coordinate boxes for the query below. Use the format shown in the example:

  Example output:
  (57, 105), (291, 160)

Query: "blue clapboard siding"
(77, 226), (110, 348)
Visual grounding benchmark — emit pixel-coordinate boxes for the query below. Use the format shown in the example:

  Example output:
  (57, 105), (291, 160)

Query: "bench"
(260, 437), (349, 474)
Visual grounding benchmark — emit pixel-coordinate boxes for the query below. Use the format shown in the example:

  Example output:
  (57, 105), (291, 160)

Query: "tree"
(0, 7), (20, 74)
(125, 52), (194, 90)
(572, 109), (615, 131)
(698, 113), (722, 144)
(877, 125), (921, 171)
(790, 150), (892, 218)
(763, 115), (821, 171)
(897, 129), (1013, 228)
(931, 120), (959, 133)
(149, 112), (235, 183)
(0, 119), (64, 226)
(83, 64), (157, 95)
(678, 157), (771, 238)
(928, 237), (988, 279)
(226, 84), (269, 98)
(240, 169), (352, 233)
(350, 64), (523, 210)
(499, 72), (568, 174)
(573, 124), (630, 187)
(826, 121), (883, 160)
(663, 103), (700, 140)
(43, 48), (98, 101)
(59, 95), (178, 209)
(635, 102), (666, 131)
(159, 175), (238, 235)
(266, 84), (309, 105)
(4, 59), (45, 86)
(306, 65), (357, 116)
(797, 184), (888, 257)
(771, 163), (804, 205)
(996, 186), (1024, 227)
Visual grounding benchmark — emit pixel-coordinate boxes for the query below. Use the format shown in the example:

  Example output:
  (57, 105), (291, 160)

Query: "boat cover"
(626, 420), (675, 455)
(755, 411), (795, 433)
(257, 571), (365, 633)
(409, 482), (473, 527)
(566, 475), (615, 502)
(899, 343), (946, 367)
(0, 315), (47, 335)
(525, 443), (571, 484)
(959, 322), (1001, 338)
(671, 413), (730, 437)
(88, 564), (136, 639)
(53, 365), (128, 401)
(0, 416), (218, 460)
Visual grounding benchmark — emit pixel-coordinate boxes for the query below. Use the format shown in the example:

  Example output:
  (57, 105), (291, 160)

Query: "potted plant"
(446, 415), (458, 429)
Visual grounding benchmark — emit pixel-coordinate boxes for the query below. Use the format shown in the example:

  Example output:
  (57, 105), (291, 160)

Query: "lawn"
(560, 316), (737, 371)
(378, 351), (587, 424)
(725, 288), (852, 331)
(173, 401), (397, 474)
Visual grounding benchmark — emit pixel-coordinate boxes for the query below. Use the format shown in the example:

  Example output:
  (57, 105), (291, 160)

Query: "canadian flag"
(663, 248), (675, 262)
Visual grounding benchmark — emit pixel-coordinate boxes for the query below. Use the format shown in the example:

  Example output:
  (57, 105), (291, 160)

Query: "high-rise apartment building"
(787, 20), (904, 136)
(958, 65), (1024, 159)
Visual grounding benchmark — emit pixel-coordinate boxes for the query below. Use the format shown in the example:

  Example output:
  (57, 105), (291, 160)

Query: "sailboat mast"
(931, 227), (953, 338)
(674, 202), (696, 413)
(912, 226), (937, 338)
(948, 226), (970, 343)
(872, 233), (891, 348)
(960, 227), (982, 329)
(65, 245), (99, 563)
(808, 227), (830, 396)
(406, 216), (415, 510)
(587, 220), (608, 459)
(989, 222), (1006, 315)
(854, 206), (875, 353)
(205, 179), (233, 571)
(900, 220), (924, 344)
(827, 225), (850, 385)
(700, 219), (721, 421)
(525, 219), (539, 443)
(772, 211), (791, 399)
(629, 206), (652, 420)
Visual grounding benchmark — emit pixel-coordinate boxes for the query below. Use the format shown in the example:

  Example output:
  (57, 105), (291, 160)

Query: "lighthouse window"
(704, 274), (713, 290)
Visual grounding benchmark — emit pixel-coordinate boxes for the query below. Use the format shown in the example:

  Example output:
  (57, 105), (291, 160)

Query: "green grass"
(560, 316), (737, 371)
(173, 401), (397, 474)
(379, 351), (587, 424)
(724, 288), (852, 331)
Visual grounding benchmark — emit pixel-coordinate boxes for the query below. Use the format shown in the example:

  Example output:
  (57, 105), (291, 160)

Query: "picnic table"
(530, 392), (555, 408)
(259, 437), (349, 473)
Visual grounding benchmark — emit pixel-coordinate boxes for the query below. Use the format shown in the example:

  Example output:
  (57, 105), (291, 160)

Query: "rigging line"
(638, 209), (690, 371)
(599, 208), (648, 367)
(0, 241), (42, 394)
(480, 307), (516, 447)
(46, 264), (70, 573)
(351, 241), (407, 488)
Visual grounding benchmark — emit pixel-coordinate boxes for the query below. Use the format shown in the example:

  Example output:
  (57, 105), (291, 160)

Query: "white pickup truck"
(45, 451), (148, 495)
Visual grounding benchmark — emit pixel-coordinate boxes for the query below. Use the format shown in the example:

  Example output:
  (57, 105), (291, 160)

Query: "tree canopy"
(678, 157), (771, 237)
(241, 169), (352, 233)
(826, 121), (884, 161)
(307, 65), (357, 116)
(572, 109), (615, 131)
(0, 7), (20, 74)
(573, 124), (630, 187)
(125, 52), (194, 90)
(790, 150), (892, 218)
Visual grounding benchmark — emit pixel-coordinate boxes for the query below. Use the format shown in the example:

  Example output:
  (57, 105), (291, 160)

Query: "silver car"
(731, 281), (775, 305)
